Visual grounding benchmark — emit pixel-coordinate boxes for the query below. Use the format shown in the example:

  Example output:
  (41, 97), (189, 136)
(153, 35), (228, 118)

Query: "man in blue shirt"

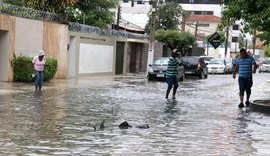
(165, 49), (180, 100)
(233, 48), (258, 108)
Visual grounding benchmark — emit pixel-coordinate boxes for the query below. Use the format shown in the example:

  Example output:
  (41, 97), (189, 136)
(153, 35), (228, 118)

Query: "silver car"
(147, 57), (185, 81)
(259, 60), (270, 73)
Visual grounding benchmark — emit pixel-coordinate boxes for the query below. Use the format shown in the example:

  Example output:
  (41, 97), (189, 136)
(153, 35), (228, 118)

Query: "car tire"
(147, 75), (154, 81)
(179, 74), (185, 81)
(204, 73), (208, 78)
(198, 71), (203, 79)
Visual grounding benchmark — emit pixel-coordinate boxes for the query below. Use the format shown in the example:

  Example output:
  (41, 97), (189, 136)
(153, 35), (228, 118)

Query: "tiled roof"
(118, 19), (145, 33)
(185, 15), (221, 23)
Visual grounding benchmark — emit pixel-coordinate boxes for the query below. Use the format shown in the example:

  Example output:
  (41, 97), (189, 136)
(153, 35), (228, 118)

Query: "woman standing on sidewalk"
(32, 50), (46, 91)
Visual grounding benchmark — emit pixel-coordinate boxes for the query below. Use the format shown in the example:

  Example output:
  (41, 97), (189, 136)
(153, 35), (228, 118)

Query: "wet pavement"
(0, 73), (270, 155)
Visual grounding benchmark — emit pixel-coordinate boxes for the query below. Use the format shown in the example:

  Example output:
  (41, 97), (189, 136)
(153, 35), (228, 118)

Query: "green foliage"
(3, 0), (118, 29)
(24, 0), (76, 14)
(264, 46), (270, 58)
(145, 2), (183, 34)
(70, 0), (119, 28)
(44, 58), (58, 81)
(13, 55), (57, 82)
(220, 0), (270, 44)
(13, 56), (33, 82)
(155, 29), (195, 55)
(2, 0), (24, 6)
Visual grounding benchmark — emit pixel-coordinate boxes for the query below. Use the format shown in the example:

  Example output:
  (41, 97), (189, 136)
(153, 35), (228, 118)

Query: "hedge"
(13, 55), (58, 82)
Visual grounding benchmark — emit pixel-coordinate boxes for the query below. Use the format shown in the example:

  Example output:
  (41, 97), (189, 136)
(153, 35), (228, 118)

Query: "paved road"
(0, 73), (269, 155)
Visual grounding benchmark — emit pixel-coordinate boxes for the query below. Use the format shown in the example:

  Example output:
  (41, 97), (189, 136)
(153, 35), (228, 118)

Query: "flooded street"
(0, 73), (270, 155)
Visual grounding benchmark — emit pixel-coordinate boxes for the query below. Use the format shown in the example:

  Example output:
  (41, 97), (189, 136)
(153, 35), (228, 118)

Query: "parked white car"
(259, 59), (270, 73)
(207, 58), (230, 74)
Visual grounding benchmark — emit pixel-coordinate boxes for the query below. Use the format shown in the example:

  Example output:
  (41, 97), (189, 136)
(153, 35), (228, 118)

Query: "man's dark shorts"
(166, 75), (178, 89)
(238, 77), (253, 96)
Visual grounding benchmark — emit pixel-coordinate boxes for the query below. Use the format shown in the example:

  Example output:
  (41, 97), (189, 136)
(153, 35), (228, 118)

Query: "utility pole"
(224, 26), (229, 57)
(116, 6), (121, 30)
(194, 21), (198, 40)
(252, 29), (256, 55)
(131, 0), (134, 7)
(146, 0), (157, 73)
(181, 15), (186, 32)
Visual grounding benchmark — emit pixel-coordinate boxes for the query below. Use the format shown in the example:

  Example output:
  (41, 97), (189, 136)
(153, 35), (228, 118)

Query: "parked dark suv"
(182, 56), (208, 79)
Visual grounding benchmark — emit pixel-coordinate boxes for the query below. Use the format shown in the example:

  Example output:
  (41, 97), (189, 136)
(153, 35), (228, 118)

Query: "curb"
(250, 99), (270, 114)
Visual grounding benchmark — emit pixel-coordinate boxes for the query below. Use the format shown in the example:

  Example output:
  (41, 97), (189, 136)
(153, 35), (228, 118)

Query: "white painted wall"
(79, 43), (113, 74)
(0, 31), (8, 81)
(180, 4), (222, 17)
(15, 17), (43, 57)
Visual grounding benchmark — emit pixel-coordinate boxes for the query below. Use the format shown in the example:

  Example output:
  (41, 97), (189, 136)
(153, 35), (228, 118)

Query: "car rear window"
(209, 59), (224, 64)
(183, 57), (199, 64)
(201, 57), (213, 61)
(153, 58), (169, 65)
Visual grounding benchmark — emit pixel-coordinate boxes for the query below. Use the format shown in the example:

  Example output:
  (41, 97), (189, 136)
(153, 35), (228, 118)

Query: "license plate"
(185, 71), (193, 74)
(156, 74), (164, 77)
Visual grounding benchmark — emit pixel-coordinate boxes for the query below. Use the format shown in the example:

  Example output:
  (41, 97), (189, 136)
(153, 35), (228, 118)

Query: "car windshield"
(225, 58), (232, 63)
(153, 58), (169, 66)
(262, 60), (270, 64)
(209, 59), (224, 64)
(201, 57), (213, 61)
(183, 57), (199, 64)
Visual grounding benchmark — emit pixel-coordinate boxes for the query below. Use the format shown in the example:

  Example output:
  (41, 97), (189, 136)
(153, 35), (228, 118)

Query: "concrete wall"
(43, 22), (68, 78)
(79, 43), (114, 74)
(2, 15), (68, 80)
(15, 18), (43, 57)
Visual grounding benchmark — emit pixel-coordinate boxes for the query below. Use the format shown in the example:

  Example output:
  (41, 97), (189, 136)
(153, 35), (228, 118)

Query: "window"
(232, 37), (239, 42)
(189, 0), (195, 3)
(232, 24), (239, 30)
(197, 23), (210, 27)
(137, 0), (145, 4)
(123, 0), (129, 2)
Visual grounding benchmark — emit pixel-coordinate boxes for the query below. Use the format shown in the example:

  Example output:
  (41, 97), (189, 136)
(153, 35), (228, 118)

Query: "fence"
(69, 23), (149, 40)
(0, 2), (149, 40)
(0, 2), (68, 24)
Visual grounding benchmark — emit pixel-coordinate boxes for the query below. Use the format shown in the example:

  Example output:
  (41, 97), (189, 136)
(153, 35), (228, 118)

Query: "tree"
(264, 46), (270, 58)
(155, 29), (195, 56)
(70, 0), (118, 28)
(24, 0), (77, 14)
(221, 0), (270, 45)
(2, 0), (23, 6)
(3, 0), (119, 29)
(145, 2), (183, 34)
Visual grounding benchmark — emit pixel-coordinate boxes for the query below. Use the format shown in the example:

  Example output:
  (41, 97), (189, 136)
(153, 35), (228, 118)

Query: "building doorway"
(115, 41), (125, 75)
(0, 30), (9, 81)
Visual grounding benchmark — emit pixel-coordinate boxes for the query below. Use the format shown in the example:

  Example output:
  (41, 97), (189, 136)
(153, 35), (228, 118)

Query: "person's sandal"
(238, 103), (244, 108)
(245, 101), (250, 107)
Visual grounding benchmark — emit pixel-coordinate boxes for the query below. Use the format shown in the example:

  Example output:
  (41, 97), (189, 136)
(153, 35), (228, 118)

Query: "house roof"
(185, 15), (221, 23)
(115, 19), (145, 33)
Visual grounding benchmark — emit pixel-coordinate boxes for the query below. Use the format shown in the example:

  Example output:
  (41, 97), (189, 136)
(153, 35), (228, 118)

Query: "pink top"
(32, 56), (46, 71)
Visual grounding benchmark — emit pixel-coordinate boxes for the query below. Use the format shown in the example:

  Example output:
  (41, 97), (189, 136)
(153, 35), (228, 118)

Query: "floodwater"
(0, 73), (270, 156)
